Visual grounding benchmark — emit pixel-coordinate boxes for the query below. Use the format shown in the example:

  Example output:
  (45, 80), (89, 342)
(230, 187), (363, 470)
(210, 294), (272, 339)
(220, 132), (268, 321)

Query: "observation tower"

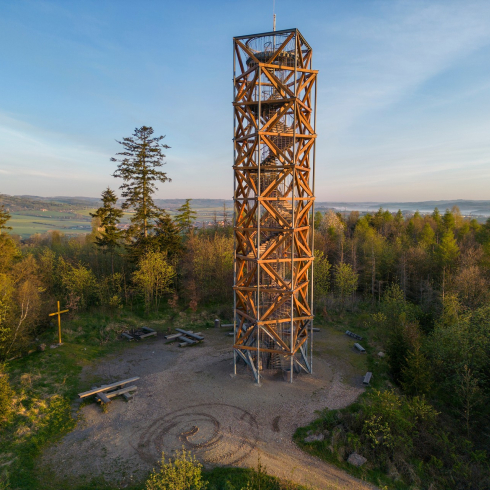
(232, 29), (317, 382)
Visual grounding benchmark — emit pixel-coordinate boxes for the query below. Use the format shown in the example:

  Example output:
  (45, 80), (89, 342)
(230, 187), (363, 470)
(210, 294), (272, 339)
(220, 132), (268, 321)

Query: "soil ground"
(42, 326), (376, 489)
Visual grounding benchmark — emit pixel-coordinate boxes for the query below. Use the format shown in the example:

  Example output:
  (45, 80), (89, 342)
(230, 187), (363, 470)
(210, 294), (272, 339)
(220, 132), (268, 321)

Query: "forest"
(1, 127), (490, 489)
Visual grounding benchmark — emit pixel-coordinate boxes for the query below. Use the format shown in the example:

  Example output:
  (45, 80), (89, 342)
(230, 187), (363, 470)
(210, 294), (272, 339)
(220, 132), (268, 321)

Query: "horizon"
(4, 193), (490, 204)
(1, 1), (490, 201)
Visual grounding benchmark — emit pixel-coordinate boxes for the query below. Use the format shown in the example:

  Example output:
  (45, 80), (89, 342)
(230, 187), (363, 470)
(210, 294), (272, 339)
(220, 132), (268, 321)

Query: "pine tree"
(112, 126), (171, 251)
(90, 188), (123, 274)
(174, 199), (197, 235)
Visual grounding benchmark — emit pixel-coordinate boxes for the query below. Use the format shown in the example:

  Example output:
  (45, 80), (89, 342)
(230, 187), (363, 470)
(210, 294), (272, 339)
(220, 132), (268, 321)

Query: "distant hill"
(316, 200), (490, 217)
(1, 195), (489, 238)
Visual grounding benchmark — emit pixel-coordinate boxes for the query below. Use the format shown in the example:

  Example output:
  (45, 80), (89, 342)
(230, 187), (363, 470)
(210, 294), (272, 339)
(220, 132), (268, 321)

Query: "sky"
(1, 0), (490, 202)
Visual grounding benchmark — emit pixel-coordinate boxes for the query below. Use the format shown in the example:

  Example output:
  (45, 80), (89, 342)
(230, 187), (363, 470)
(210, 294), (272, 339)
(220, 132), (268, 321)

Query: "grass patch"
(0, 308), (150, 489)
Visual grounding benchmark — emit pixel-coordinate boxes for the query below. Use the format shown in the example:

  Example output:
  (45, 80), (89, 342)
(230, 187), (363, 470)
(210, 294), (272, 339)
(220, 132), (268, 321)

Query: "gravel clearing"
(42, 327), (376, 489)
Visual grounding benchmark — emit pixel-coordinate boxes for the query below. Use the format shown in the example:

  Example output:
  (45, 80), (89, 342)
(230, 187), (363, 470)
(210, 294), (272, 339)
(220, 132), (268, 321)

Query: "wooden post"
(49, 301), (69, 345)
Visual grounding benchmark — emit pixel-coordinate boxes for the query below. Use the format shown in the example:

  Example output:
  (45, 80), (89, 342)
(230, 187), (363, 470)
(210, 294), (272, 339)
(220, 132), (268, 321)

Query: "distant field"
(7, 206), (228, 238)
(9, 213), (94, 238)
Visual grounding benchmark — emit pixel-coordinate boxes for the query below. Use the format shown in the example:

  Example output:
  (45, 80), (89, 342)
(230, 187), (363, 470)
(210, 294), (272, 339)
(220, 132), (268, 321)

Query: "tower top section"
(233, 29), (312, 71)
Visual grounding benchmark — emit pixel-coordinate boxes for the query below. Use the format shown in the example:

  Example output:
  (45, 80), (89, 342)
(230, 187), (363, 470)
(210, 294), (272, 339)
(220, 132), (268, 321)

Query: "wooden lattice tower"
(233, 29), (317, 382)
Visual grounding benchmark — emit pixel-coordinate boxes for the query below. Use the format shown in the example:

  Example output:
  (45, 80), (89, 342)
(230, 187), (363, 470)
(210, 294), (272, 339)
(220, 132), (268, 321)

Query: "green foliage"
(313, 250), (331, 301)
(436, 230), (459, 270)
(419, 222), (435, 249)
(133, 251), (175, 311)
(90, 188), (123, 271)
(191, 234), (233, 304)
(333, 262), (358, 308)
(0, 363), (13, 425)
(60, 259), (97, 309)
(154, 210), (183, 259)
(112, 126), (170, 249)
(401, 344), (432, 396)
(145, 449), (207, 490)
(175, 199), (197, 235)
(0, 206), (12, 233)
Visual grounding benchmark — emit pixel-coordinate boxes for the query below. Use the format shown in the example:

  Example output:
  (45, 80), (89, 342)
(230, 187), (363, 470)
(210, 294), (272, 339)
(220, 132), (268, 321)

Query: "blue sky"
(1, 0), (490, 201)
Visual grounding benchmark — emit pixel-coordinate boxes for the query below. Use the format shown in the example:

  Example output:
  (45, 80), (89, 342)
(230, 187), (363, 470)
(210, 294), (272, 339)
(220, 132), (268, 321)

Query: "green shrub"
(146, 449), (207, 490)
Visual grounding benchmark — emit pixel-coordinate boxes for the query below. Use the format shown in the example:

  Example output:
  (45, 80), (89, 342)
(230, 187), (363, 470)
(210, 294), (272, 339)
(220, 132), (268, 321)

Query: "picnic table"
(78, 377), (140, 404)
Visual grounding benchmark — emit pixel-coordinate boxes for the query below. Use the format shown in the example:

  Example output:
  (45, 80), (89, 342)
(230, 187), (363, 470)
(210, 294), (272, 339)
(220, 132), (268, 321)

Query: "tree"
(402, 343), (432, 396)
(192, 234), (233, 303)
(90, 188), (123, 274)
(132, 251), (175, 312)
(442, 208), (455, 232)
(314, 211), (323, 229)
(314, 250), (331, 305)
(419, 222), (435, 249)
(60, 261), (97, 310)
(112, 126), (170, 248)
(154, 211), (183, 259)
(0, 207), (12, 234)
(436, 230), (459, 299)
(333, 262), (358, 309)
(175, 199), (197, 235)
(457, 365), (481, 438)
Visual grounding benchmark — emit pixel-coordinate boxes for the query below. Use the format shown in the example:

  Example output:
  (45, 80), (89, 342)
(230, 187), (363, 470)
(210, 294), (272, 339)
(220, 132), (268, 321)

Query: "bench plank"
(78, 377), (140, 398)
(346, 330), (363, 340)
(179, 340), (197, 347)
(178, 336), (196, 344)
(106, 385), (138, 398)
(176, 328), (204, 341)
(354, 343), (366, 353)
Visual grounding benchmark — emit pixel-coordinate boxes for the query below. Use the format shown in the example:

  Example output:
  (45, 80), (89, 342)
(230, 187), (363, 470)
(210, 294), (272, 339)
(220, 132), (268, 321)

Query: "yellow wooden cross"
(49, 301), (69, 345)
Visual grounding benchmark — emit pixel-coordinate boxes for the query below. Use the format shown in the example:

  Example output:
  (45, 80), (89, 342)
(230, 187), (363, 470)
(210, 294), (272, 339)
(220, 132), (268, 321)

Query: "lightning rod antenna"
(273, 0), (276, 31)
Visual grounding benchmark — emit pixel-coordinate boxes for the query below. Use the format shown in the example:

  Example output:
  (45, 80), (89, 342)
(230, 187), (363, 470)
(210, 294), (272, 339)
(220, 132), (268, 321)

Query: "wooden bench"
(354, 343), (366, 353)
(137, 327), (157, 339)
(363, 372), (373, 385)
(346, 330), (363, 340)
(78, 377), (140, 404)
(176, 328), (204, 341)
(164, 329), (201, 340)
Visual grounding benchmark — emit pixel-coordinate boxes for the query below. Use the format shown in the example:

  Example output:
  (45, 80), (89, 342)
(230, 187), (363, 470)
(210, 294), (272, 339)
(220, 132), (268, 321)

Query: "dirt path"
(43, 328), (375, 489)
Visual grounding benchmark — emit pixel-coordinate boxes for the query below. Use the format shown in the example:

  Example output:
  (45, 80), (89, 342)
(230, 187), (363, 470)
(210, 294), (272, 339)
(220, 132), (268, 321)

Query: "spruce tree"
(174, 199), (197, 235)
(154, 210), (183, 259)
(112, 126), (170, 252)
(90, 188), (123, 274)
